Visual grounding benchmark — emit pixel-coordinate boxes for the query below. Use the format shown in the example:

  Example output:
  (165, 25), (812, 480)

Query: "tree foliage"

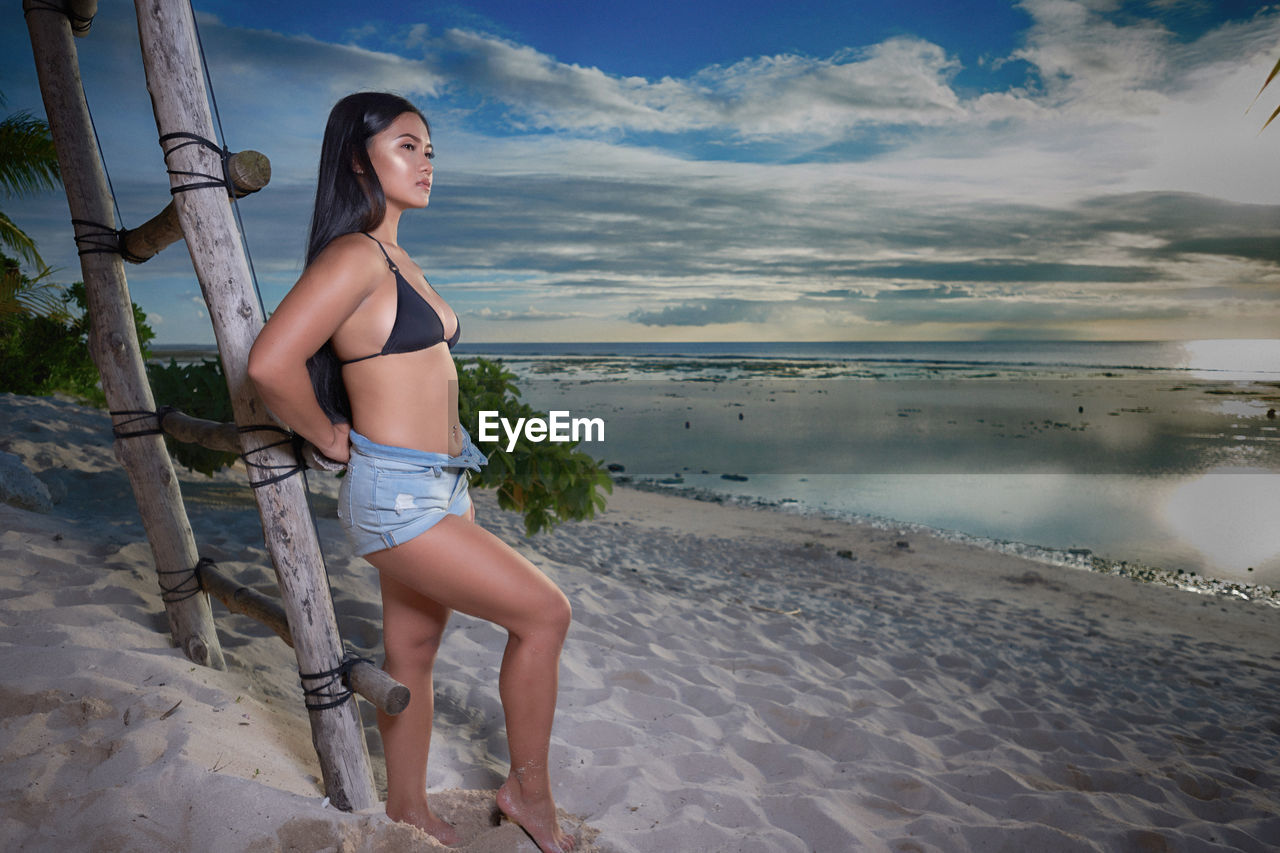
(456, 357), (613, 536)
(0, 270), (154, 407)
(147, 359), (240, 476)
(0, 110), (60, 195)
(1, 254), (64, 323)
(0, 94), (61, 271)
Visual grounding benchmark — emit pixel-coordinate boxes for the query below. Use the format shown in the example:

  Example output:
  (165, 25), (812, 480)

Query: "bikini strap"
(359, 231), (399, 272)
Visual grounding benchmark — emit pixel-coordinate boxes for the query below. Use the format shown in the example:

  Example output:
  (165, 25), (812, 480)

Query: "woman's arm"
(247, 237), (378, 463)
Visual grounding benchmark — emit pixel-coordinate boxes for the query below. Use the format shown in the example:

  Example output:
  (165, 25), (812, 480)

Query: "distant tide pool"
(659, 469), (1280, 588)
(508, 373), (1280, 589)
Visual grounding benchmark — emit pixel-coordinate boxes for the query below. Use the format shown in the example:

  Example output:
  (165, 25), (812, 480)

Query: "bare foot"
(497, 781), (575, 853)
(386, 800), (460, 847)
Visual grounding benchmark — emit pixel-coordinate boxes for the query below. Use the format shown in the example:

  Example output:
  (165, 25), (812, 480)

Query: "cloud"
(854, 293), (1195, 326)
(873, 285), (974, 300)
(1080, 192), (1280, 238)
(686, 38), (965, 135)
(1011, 0), (1174, 112)
(425, 29), (965, 137)
(197, 16), (449, 102)
(474, 304), (578, 321)
(851, 261), (1164, 283)
(629, 299), (785, 326)
(1159, 237), (1280, 263)
(414, 2), (1280, 153)
(7, 0), (1279, 343)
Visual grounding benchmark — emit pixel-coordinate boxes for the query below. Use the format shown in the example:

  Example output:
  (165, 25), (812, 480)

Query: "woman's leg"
(377, 572), (459, 845)
(366, 515), (575, 853)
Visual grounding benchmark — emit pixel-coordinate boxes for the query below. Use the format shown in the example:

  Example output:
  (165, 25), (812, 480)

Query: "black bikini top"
(339, 232), (460, 366)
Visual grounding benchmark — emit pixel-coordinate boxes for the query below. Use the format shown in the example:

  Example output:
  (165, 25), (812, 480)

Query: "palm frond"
(0, 262), (68, 323)
(1251, 56), (1280, 132)
(1255, 57), (1280, 103)
(0, 211), (46, 269)
(1263, 102), (1280, 133)
(0, 111), (61, 197)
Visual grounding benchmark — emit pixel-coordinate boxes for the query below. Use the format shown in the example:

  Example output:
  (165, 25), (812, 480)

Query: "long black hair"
(305, 92), (431, 423)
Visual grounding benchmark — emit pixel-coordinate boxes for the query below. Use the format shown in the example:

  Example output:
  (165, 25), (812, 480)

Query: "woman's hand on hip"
(321, 422), (352, 464)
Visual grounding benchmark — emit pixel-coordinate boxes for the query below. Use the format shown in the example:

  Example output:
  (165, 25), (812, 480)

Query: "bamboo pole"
(121, 150), (270, 263)
(24, 0), (224, 671)
(132, 0), (376, 811)
(200, 563), (410, 716)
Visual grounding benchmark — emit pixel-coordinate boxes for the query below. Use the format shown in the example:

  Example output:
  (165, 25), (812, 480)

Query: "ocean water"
(450, 340), (1280, 589)
(455, 339), (1280, 382)
(152, 339), (1280, 588)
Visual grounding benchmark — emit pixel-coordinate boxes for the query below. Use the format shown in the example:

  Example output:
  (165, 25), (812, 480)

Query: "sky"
(4, 0), (1280, 344)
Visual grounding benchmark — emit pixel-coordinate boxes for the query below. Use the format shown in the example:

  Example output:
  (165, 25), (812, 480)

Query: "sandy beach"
(2, 391), (1279, 852)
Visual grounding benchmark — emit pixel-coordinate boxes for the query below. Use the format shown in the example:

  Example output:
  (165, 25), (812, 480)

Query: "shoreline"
(618, 477), (1280, 607)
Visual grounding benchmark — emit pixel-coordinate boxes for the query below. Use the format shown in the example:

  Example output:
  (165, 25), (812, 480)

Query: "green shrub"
(457, 357), (612, 535)
(146, 358), (239, 477)
(0, 276), (153, 407)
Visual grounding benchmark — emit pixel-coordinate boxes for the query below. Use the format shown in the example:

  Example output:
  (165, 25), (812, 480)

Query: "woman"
(247, 92), (575, 853)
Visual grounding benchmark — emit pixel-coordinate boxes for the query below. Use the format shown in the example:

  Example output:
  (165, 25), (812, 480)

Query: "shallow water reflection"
(665, 471), (1279, 587)
(1162, 467), (1280, 578)
(1178, 339), (1280, 381)
(513, 378), (1280, 586)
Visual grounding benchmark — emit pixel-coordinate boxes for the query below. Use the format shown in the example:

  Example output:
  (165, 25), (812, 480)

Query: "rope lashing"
(109, 411), (306, 488)
(109, 409), (165, 439)
(70, 218), (120, 256)
(299, 652), (374, 712)
(159, 131), (234, 196)
(70, 219), (150, 264)
(157, 556), (211, 604)
(21, 0), (95, 35)
(239, 424), (306, 489)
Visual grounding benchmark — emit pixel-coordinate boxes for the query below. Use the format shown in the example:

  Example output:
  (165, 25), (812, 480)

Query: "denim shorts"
(337, 426), (488, 556)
